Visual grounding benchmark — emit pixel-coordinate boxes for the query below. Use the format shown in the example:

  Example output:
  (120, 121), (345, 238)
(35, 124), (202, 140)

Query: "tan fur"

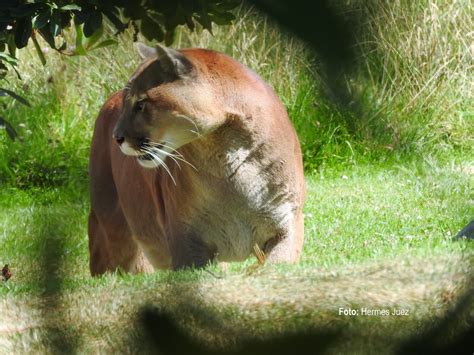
(88, 45), (305, 275)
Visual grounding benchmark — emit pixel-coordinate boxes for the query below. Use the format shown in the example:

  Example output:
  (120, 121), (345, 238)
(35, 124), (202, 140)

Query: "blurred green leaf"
(74, 9), (91, 25)
(14, 17), (32, 48)
(7, 33), (16, 57)
(164, 28), (175, 46)
(0, 87), (31, 107)
(32, 33), (46, 65)
(0, 116), (17, 140)
(0, 52), (17, 65)
(74, 24), (86, 55)
(33, 9), (51, 29)
(0, 62), (7, 80)
(11, 65), (21, 80)
(185, 15), (195, 31)
(123, 3), (146, 20)
(83, 11), (102, 37)
(58, 41), (67, 51)
(103, 10), (127, 34)
(215, 1), (241, 11)
(90, 39), (118, 50)
(38, 26), (56, 49)
(140, 15), (164, 42)
(10, 3), (44, 18)
(49, 9), (61, 36)
(60, 4), (82, 11)
(83, 24), (103, 49)
(60, 11), (72, 28)
(209, 12), (235, 25)
(195, 0), (214, 34)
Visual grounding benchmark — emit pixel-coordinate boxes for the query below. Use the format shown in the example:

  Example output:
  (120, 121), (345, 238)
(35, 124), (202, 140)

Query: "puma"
(88, 43), (305, 275)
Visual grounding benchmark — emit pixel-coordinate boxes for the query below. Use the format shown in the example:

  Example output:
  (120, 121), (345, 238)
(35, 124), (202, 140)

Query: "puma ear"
(134, 42), (193, 77)
(134, 42), (156, 60)
(155, 43), (193, 77)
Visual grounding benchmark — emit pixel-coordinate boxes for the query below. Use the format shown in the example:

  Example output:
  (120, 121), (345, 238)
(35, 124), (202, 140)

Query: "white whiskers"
(146, 141), (198, 171)
(138, 139), (199, 186)
(141, 145), (177, 185)
(177, 114), (203, 140)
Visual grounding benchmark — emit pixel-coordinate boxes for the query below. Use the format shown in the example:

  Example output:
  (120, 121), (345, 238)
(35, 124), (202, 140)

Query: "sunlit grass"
(0, 1), (472, 353)
(1, 162), (471, 296)
(0, 163), (472, 353)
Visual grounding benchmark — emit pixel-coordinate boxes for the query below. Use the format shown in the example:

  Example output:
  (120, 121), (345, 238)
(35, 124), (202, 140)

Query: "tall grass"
(0, 1), (471, 187)
(348, 0), (473, 154)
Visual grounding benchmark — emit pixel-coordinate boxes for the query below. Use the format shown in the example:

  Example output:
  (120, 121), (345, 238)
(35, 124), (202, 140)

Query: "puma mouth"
(136, 141), (167, 165)
(138, 153), (153, 161)
(139, 141), (164, 150)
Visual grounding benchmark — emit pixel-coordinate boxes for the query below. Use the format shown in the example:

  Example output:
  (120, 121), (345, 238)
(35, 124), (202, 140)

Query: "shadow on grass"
(130, 279), (474, 354)
(126, 273), (344, 354)
(397, 275), (474, 355)
(31, 207), (81, 353)
(138, 305), (341, 355)
(125, 238), (474, 355)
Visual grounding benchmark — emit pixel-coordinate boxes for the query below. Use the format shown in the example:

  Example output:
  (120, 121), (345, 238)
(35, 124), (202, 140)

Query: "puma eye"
(134, 99), (146, 112)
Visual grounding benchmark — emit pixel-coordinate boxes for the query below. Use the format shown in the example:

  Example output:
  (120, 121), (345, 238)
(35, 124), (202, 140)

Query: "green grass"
(1, 161), (472, 295)
(0, 1), (473, 353)
(0, 163), (473, 353)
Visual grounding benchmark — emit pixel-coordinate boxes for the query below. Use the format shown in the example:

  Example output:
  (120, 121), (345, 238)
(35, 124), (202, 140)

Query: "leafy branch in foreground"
(0, 86), (30, 139)
(0, 0), (240, 139)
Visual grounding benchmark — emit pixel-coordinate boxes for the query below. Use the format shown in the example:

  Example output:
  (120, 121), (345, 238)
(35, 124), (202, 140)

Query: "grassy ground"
(0, 0), (473, 353)
(1, 160), (472, 293)
(1, 162), (473, 353)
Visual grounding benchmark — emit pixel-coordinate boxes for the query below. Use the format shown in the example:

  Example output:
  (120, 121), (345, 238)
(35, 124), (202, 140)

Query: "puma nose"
(114, 136), (125, 145)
